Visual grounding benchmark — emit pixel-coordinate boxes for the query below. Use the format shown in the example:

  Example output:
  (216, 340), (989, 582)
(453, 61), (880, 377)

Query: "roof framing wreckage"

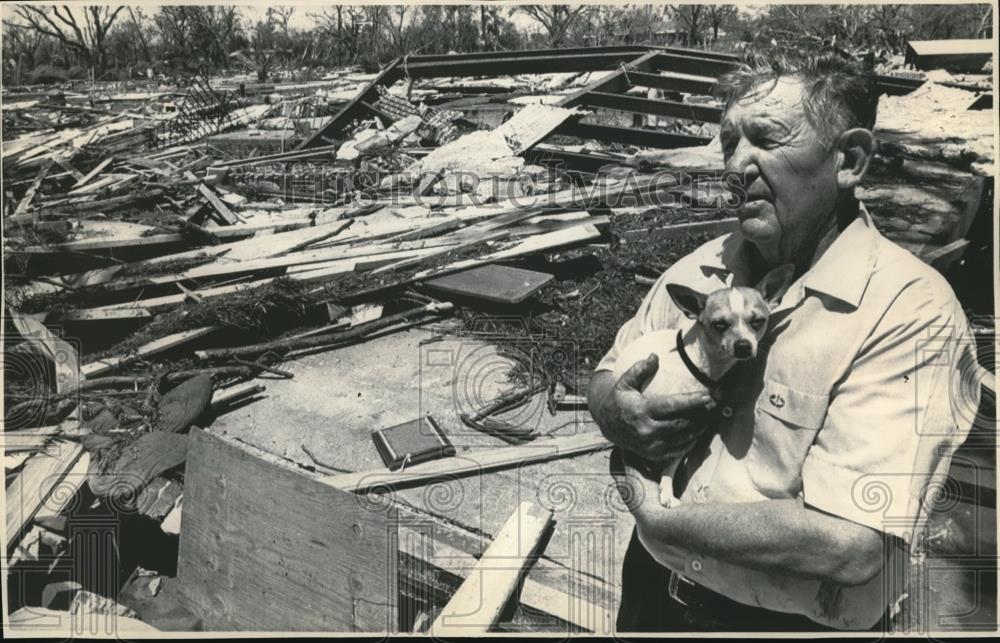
(298, 45), (926, 151)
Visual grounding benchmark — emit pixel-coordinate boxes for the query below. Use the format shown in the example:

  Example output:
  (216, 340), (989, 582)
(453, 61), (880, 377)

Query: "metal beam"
(580, 91), (722, 123)
(626, 71), (716, 96)
(404, 45), (650, 64)
(654, 53), (738, 77)
(524, 146), (625, 174)
(656, 45), (740, 62)
(298, 58), (404, 149)
(300, 46), (928, 149)
(558, 50), (661, 108)
(402, 51), (649, 79)
(556, 121), (711, 149)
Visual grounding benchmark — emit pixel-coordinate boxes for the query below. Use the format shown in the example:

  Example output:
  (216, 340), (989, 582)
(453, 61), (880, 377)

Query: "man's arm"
(613, 455), (886, 586)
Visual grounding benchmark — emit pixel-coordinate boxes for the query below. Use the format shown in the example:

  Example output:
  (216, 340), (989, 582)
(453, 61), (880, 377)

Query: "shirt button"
(691, 560), (703, 572)
(721, 406), (733, 418)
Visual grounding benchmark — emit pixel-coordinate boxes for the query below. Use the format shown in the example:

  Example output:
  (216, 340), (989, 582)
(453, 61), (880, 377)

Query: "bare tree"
(668, 4), (707, 46)
(14, 4), (125, 75)
(513, 5), (594, 48)
(3, 20), (46, 84)
(705, 5), (737, 41)
(196, 6), (242, 67)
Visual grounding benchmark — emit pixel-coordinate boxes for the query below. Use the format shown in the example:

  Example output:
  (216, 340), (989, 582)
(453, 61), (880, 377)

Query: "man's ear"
(754, 264), (796, 309)
(665, 283), (707, 319)
(835, 127), (875, 190)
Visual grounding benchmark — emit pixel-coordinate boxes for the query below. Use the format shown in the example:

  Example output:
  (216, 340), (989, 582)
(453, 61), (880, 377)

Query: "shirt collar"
(696, 203), (879, 309)
(799, 203), (879, 308)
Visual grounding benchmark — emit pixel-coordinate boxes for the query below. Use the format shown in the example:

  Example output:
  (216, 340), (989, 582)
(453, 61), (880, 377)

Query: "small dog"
(612, 264), (796, 506)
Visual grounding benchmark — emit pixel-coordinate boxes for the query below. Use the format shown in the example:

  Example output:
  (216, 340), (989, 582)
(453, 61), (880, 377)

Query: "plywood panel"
(423, 264), (554, 303)
(176, 429), (397, 631)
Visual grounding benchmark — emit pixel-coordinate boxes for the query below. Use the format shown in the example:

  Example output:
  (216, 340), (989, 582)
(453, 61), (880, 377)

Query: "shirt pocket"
(747, 378), (830, 497)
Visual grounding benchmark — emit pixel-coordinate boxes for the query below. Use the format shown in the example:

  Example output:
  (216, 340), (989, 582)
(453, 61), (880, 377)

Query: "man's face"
(721, 77), (840, 266)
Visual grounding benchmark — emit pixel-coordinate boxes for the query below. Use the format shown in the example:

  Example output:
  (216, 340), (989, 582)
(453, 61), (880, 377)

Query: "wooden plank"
(14, 158), (53, 215)
(81, 326), (219, 377)
(621, 217), (739, 242)
(70, 156), (115, 189)
(430, 501), (554, 635)
(192, 177), (240, 225)
(56, 307), (153, 322)
(6, 442), (86, 551)
(423, 264), (554, 304)
(53, 154), (85, 181)
(323, 430), (610, 492)
(176, 429), (397, 631)
(15, 216), (318, 253)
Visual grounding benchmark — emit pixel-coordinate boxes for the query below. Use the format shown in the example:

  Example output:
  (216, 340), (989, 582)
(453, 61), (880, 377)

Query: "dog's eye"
(711, 320), (730, 333)
(749, 318), (766, 330)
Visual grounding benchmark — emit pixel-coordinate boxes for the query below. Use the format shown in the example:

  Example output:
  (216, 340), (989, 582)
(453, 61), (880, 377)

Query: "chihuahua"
(612, 263), (796, 506)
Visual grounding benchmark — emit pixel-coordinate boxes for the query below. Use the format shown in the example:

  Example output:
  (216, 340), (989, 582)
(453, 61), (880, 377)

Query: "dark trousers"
(617, 529), (843, 632)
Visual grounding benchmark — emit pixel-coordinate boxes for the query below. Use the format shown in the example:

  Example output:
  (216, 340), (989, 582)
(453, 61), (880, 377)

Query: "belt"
(666, 570), (835, 631)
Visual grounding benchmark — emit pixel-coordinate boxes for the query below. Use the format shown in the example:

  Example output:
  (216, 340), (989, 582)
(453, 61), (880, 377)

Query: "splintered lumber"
(410, 223), (601, 282)
(211, 144), (340, 168)
(210, 382), (266, 408)
(14, 158), (53, 215)
(324, 430), (610, 492)
(72, 156), (114, 189)
(53, 154), (85, 181)
(176, 429), (397, 630)
(81, 327), (219, 378)
(57, 307), (153, 322)
(398, 524), (614, 633)
(17, 215), (322, 255)
(194, 302), (454, 360)
(192, 176), (240, 225)
(430, 501), (554, 635)
(6, 442), (86, 552)
(620, 217), (739, 242)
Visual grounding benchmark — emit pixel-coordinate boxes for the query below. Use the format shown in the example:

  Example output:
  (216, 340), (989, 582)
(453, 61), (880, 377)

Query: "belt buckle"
(668, 570), (691, 607)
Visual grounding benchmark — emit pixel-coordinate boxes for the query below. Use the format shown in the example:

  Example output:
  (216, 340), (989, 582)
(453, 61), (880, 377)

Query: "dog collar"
(676, 329), (721, 390)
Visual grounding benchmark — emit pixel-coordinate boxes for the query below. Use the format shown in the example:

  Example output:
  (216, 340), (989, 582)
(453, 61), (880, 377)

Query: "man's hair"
(714, 49), (879, 146)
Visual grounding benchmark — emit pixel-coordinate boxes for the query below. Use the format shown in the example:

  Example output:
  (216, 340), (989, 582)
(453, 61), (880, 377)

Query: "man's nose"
(734, 339), (753, 359)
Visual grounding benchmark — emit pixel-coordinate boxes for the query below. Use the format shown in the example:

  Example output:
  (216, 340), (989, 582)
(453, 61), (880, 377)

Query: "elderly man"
(588, 52), (980, 631)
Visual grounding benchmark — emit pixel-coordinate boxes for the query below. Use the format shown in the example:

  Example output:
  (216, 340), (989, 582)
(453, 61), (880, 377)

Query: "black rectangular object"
(372, 416), (455, 471)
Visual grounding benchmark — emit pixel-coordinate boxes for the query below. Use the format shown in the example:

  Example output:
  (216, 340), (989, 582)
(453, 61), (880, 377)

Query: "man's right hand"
(587, 355), (711, 461)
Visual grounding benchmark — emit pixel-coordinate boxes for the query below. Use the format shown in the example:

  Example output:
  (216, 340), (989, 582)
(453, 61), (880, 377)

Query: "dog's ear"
(754, 264), (796, 310)
(666, 283), (707, 319)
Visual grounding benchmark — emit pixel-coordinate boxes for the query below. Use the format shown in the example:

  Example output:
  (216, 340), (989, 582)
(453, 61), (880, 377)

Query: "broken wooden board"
(6, 442), (86, 552)
(81, 326), (219, 378)
(422, 264), (554, 304)
(620, 217), (739, 242)
(430, 501), (554, 635)
(72, 156), (114, 189)
(14, 158), (53, 214)
(176, 429), (397, 631)
(193, 178), (240, 225)
(324, 430), (610, 493)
